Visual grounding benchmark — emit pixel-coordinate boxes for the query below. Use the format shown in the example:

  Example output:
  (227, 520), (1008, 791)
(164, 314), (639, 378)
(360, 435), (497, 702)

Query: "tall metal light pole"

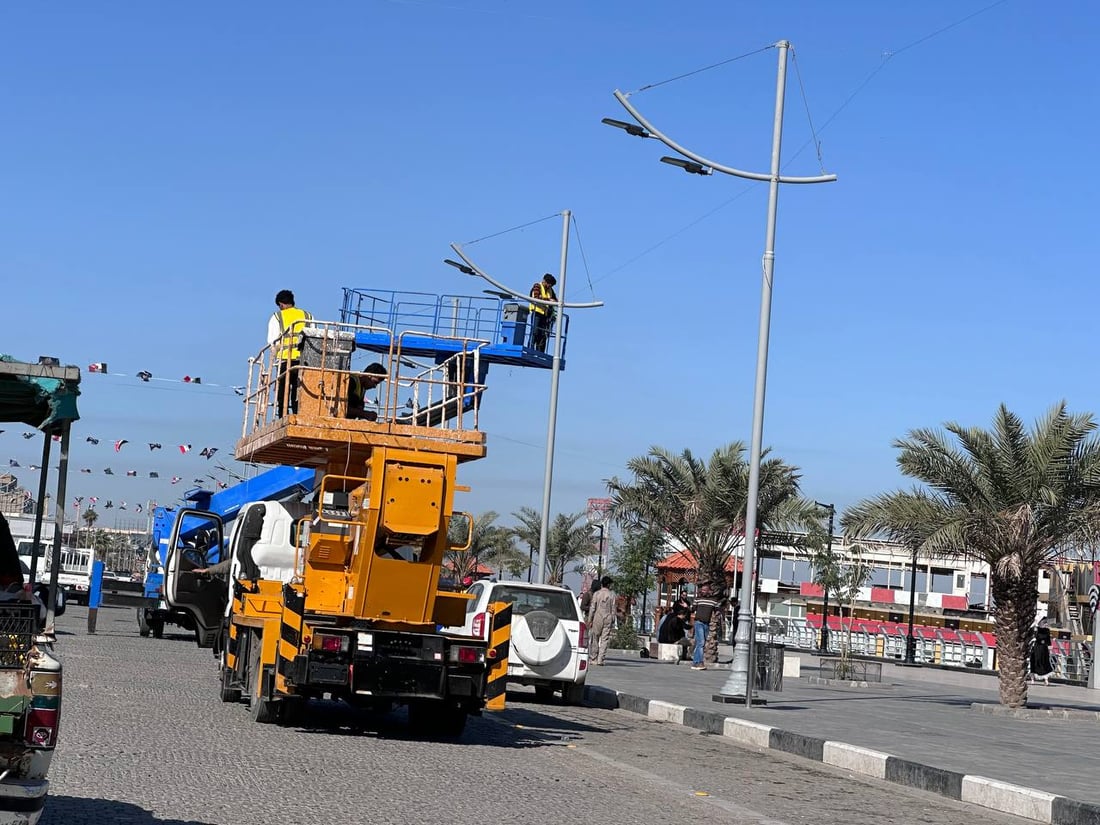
(904, 546), (920, 664)
(445, 215), (603, 584)
(590, 522), (606, 578)
(814, 501), (835, 653)
(604, 41), (836, 706)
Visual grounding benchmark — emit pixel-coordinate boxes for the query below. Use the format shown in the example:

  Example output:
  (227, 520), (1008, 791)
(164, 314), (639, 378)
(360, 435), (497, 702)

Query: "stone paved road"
(41, 607), (1032, 824)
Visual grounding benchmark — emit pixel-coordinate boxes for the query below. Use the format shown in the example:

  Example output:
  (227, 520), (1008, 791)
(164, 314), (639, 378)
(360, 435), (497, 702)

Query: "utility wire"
(790, 47), (826, 175)
(599, 0), (1016, 281)
(465, 212), (562, 246)
(570, 214), (597, 299)
(630, 43), (775, 95)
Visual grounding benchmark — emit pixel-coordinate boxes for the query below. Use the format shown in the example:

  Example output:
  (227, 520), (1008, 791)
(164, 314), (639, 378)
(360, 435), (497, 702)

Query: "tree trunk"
(990, 565), (1038, 708)
(703, 573), (724, 664)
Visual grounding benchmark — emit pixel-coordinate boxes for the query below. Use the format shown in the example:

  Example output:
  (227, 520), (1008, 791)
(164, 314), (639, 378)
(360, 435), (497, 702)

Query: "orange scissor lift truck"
(163, 314), (514, 735)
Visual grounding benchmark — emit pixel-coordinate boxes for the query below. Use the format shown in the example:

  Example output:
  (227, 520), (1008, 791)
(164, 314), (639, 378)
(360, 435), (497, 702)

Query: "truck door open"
(165, 509), (227, 648)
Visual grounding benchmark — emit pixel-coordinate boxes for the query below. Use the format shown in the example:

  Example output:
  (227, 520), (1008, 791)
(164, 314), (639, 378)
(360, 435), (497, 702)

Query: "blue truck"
(137, 466), (315, 640)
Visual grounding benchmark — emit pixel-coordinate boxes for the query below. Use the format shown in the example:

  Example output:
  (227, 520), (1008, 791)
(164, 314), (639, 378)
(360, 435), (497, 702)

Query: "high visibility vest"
(529, 283), (554, 316)
(274, 307), (312, 361)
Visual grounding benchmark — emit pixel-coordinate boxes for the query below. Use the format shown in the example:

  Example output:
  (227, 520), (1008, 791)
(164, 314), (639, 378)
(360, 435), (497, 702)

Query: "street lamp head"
(443, 258), (476, 276)
(659, 156), (712, 176)
(601, 117), (651, 139)
(813, 501), (835, 513)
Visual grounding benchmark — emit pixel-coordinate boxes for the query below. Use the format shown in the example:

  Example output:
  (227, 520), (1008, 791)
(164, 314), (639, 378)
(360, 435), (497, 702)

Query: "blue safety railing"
(339, 288), (568, 369)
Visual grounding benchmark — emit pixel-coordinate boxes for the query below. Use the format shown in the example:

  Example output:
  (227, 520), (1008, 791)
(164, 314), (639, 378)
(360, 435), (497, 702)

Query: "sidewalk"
(583, 649), (1100, 825)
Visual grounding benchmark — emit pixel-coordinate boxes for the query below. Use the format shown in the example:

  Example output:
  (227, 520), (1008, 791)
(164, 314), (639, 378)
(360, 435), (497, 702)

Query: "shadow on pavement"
(42, 796), (215, 825)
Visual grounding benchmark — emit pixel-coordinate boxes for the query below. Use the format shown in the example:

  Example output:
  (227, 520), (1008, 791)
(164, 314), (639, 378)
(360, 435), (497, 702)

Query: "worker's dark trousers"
(276, 359), (300, 417)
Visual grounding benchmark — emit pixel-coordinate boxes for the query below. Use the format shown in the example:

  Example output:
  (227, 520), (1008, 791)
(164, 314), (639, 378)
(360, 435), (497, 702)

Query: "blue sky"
(3, 1), (1098, 535)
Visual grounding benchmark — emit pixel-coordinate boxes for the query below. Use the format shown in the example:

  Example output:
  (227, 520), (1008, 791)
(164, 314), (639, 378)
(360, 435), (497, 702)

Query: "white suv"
(444, 580), (588, 704)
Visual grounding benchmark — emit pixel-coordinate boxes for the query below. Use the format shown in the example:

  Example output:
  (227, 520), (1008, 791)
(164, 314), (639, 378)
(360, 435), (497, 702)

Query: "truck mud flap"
(485, 601), (512, 710)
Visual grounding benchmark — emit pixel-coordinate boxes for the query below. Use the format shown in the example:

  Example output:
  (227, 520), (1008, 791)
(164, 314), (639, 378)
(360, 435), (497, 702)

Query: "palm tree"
(511, 507), (591, 586)
(444, 511), (519, 581)
(607, 444), (816, 662)
(841, 403), (1100, 708)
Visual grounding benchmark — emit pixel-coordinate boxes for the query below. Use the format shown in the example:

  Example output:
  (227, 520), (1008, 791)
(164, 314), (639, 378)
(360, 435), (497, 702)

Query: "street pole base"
(712, 693), (767, 706)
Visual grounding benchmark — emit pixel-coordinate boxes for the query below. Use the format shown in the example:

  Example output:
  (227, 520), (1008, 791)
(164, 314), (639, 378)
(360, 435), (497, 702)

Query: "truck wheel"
(248, 632), (278, 724)
(408, 702), (467, 738)
(219, 664), (241, 704)
(137, 610), (151, 638)
(280, 696), (306, 726)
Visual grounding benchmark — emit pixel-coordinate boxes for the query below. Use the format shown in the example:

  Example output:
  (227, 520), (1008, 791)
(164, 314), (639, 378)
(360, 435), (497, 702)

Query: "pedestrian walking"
(579, 578), (601, 615)
(691, 584), (720, 670)
(586, 575), (615, 666)
(1029, 617), (1054, 685)
(528, 273), (557, 352)
(267, 289), (313, 417)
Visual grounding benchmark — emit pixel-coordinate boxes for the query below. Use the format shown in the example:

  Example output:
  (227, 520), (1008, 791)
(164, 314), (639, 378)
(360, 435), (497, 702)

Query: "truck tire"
(248, 631), (278, 724)
(219, 664), (241, 704)
(137, 609), (151, 638)
(408, 701), (467, 738)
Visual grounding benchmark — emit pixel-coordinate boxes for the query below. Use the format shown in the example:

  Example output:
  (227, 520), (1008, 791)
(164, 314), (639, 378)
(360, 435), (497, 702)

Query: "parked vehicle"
(445, 580), (588, 704)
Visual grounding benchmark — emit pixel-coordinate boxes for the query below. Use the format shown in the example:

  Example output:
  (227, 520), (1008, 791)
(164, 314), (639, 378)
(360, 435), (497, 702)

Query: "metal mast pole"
(718, 40), (790, 706)
(537, 209), (571, 584)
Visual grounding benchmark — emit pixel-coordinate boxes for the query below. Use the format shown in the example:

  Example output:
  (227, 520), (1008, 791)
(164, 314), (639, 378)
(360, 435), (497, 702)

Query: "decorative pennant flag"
(86, 437), (100, 445)
(233, 386), (245, 396)
(22, 433), (34, 439)
(74, 496), (83, 506)
(217, 481), (229, 489)
(89, 496), (99, 504)
(192, 478), (204, 484)
(104, 501), (114, 509)
(7, 460), (19, 467)
(51, 435), (61, 442)
(182, 376), (202, 384)
(171, 476), (182, 484)
(114, 439), (128, 452)
(126, 470), (138, 477)
(135, 503), (144, 514)
(29, 465), (40, 471)
(118, 502), (127, 510)
(87, 362), (107, 373)
(148, 443), (162, 451)
(178, 445), (192, 454)
(104, 468), (114, 475)
(149, 472), (159, 479)
(80, 468), (92, 474)
(199, 447), (218, 460)
(136, 370), (152, 382)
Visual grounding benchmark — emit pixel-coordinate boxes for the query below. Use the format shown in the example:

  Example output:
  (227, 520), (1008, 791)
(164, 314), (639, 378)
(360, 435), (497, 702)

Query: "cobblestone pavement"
(42, 607), (1031, 825)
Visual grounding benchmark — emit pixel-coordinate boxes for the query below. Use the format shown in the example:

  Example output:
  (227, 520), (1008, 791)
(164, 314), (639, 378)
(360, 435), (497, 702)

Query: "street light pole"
(604, 40), (835, 708)
(445, 223), (604, 585)
(592, 522), (605, 578)
(905, 546), (920, 664)
(814, 501), (835, 653)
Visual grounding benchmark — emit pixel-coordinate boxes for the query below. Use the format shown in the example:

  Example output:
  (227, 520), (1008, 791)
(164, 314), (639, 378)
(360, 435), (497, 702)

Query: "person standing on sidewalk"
(586, 575), (616, 666)
(691, 584), (720, 670)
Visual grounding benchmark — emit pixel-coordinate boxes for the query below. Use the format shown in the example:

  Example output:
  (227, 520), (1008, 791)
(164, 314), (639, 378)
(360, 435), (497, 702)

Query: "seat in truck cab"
(236, 502), (298, 583)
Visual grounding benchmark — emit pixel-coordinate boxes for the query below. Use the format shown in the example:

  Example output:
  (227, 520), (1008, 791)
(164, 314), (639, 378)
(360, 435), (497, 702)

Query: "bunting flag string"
(82, 361), (247, 393)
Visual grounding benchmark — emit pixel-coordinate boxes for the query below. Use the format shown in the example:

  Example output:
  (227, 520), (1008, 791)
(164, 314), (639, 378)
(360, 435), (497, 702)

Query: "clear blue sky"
(3, 2), (1098, 533)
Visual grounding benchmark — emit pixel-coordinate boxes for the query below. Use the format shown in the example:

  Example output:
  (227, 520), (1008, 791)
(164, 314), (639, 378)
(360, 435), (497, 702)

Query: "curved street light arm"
(448, 243), (605, 309)
(613, 90), (837, 185)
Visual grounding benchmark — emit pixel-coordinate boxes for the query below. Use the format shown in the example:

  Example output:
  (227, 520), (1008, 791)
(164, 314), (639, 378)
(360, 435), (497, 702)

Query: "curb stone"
(582, 684), (1100, 824)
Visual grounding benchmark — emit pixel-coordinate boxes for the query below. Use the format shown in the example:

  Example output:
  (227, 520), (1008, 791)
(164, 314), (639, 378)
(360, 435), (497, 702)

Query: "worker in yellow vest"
(528, 273), (558, 352)
(267, 289), (313, 417)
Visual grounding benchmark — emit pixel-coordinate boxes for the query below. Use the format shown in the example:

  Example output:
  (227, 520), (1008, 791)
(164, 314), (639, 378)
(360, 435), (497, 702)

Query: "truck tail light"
(313, 632), (349, 653)
(25, 706), (59, 748)
(578, 621), (587, 649)
(471, 612), (486, 639)
(449, 645), (485, 664)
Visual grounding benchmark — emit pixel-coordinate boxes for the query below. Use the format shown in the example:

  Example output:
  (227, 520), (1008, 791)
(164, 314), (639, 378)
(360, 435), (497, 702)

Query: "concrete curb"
(583, 685), (1100, 824)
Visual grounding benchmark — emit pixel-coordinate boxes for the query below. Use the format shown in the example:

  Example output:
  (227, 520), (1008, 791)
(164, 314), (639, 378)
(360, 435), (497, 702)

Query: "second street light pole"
(815, 501), (835, 653)
(536, 211), (571, 584)
(603, 39), (835, 707)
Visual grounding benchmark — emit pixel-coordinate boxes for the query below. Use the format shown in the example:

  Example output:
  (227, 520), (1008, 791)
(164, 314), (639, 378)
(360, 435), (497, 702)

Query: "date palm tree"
(511, 507), (591, 586)
(606, 444), (816, 662)
(445, 511), (521, 581)
(842, 403), (1100, 708)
